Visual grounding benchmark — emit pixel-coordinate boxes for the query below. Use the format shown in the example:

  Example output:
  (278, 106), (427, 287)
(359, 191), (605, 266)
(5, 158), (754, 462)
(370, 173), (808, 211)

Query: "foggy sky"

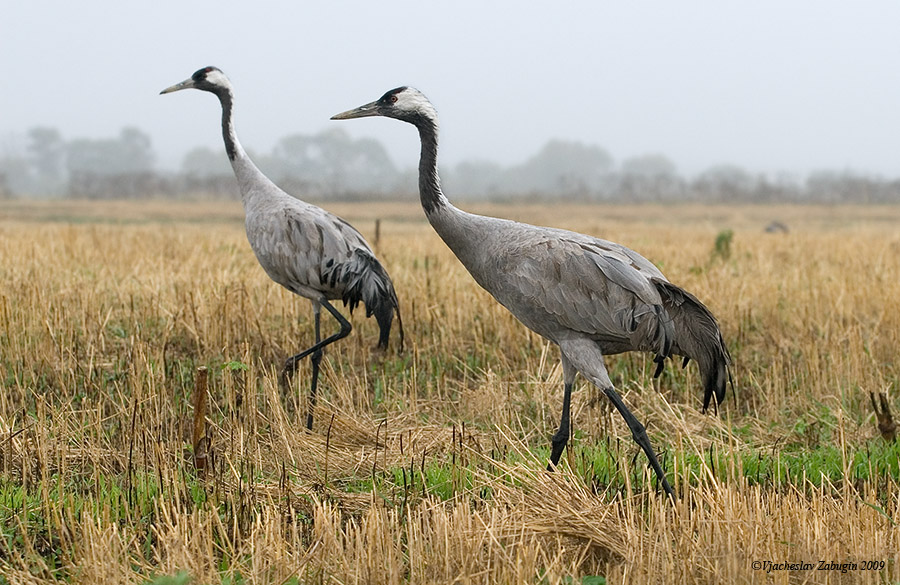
(4, 1), (900, 177)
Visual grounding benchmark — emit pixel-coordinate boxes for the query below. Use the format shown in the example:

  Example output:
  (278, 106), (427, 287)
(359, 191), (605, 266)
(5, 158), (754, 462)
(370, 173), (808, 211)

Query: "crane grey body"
(333, 87), (731, 499)
(161, 67), (403, 430)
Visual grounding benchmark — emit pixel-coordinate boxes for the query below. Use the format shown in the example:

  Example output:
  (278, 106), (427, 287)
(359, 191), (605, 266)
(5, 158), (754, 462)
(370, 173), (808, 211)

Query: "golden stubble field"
(0, 199), (898, 584)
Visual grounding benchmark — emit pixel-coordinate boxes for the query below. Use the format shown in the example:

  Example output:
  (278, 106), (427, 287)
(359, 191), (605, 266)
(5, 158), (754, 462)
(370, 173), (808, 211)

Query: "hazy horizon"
(4, 1), (900, 179)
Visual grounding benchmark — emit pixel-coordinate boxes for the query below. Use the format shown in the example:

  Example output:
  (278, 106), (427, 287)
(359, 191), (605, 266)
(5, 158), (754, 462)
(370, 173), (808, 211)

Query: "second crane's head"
(160, 66), (232, 97)
(331, 87), (437, 128)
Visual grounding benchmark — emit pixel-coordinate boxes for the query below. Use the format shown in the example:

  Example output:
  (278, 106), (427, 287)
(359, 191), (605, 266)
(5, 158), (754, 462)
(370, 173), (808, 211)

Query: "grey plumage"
(333, 87), (731, 499)
(161, 67), (403, 429)
(245, 197), (400, 349)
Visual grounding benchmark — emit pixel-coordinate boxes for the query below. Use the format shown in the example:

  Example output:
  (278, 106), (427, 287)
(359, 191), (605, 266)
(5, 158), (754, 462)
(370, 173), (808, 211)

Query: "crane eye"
(389, 95), (398, 103)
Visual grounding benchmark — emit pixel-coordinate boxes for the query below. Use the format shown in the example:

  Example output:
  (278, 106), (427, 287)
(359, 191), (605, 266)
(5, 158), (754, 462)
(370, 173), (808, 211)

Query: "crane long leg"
(547, 381), (573, 470)
(557, 339), (674, 498)
(280, 300), (353, 429)
(602, 386), (676, 500)
(547, 354), (578, 470)
(306, 310), (323, 431)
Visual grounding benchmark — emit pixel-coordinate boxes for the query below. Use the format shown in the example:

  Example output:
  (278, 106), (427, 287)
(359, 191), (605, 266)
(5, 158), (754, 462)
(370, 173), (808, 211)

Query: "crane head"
(160, 66), (231, 95)
(331, 87), (437, 125)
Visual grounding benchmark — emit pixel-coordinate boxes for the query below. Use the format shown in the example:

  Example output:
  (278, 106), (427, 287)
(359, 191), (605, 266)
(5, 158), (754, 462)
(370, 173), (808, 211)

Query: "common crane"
(333, 87), (731, 498)
(161, 67), (403, 430)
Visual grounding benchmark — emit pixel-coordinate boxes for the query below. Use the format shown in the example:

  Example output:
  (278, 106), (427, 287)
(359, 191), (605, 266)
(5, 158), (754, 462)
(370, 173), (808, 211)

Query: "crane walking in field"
(333, 87), (731, 498)
(161, 67), (403, 430)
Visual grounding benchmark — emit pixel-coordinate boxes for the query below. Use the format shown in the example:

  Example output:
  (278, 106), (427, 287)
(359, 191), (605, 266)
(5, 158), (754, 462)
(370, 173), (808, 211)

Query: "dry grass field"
(0, 199), (899, 584)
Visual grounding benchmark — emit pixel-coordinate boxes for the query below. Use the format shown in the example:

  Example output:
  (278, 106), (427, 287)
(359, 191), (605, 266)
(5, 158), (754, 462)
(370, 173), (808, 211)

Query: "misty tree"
(67, 126), (155, 175)
(621, 153), (677, 177)
(692, 164), (757, 201)
(506, 139), (614, 199)
(0, 161), (23, 197)
(0, 136), (29, 197)
(27, 126), (66, 194)
(746, 171), (802, 203)
(66, 127), (158, 198)
(618, 153), (683, 201)
(445, 159), (505, 198)
(0, 169), (13, 199)
(177, 146), (239, 199)
(181, 146), (232, 177)
(344, 136), (397, 192)
(270, 128), (397, 198)
(805, 170), (900, 203)
(119, 127), (156, 172)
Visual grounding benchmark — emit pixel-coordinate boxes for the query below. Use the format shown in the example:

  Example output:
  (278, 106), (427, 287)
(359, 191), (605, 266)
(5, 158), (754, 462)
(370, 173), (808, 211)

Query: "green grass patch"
(340, 435), (900, 508)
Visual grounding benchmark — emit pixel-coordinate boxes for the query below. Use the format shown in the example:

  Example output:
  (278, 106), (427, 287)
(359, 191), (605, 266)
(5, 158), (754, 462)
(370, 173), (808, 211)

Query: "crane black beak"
(331, 100), (381, 120)
(160, 78), (196, 95)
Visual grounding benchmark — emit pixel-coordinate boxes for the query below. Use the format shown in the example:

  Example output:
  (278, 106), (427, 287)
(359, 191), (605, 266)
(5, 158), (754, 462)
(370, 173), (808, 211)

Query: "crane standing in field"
(161, 67), (403, 430)
(333, 87), (731, 498)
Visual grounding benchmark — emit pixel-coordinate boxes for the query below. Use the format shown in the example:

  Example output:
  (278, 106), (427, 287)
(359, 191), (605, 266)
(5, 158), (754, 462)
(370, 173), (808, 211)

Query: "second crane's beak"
(331, 100), (380, 120)
(160, 78), (196, 95)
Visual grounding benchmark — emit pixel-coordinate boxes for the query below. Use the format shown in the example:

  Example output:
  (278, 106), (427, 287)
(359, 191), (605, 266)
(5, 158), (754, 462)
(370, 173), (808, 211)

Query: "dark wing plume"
(323, 248), (404, 351)
(653, 279), (731, 412)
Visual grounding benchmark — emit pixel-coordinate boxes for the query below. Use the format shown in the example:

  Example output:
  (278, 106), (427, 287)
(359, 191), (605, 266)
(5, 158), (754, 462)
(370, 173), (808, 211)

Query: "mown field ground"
(0, 199), (898, 584)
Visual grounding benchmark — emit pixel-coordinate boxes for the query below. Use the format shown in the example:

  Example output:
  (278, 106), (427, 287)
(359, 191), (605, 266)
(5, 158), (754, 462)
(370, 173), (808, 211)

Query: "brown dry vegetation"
(0, 200), (899, 584)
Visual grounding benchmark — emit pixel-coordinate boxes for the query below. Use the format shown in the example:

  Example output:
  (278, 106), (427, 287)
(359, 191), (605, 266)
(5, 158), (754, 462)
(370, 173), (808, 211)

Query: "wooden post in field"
(374, 218), (381, 249)
(193, 366), (210, 475)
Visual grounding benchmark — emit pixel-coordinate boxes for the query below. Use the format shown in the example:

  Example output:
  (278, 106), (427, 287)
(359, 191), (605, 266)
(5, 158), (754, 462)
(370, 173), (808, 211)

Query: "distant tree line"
(2, 125), (900, 203)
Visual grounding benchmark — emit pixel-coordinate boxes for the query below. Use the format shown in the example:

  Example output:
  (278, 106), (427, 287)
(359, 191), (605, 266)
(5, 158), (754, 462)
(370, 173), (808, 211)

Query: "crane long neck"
(416, 120), (449, 215)
(215, 87), (272, 205)
(413, 115), (485, 265)
(217, 90), (243, 162)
